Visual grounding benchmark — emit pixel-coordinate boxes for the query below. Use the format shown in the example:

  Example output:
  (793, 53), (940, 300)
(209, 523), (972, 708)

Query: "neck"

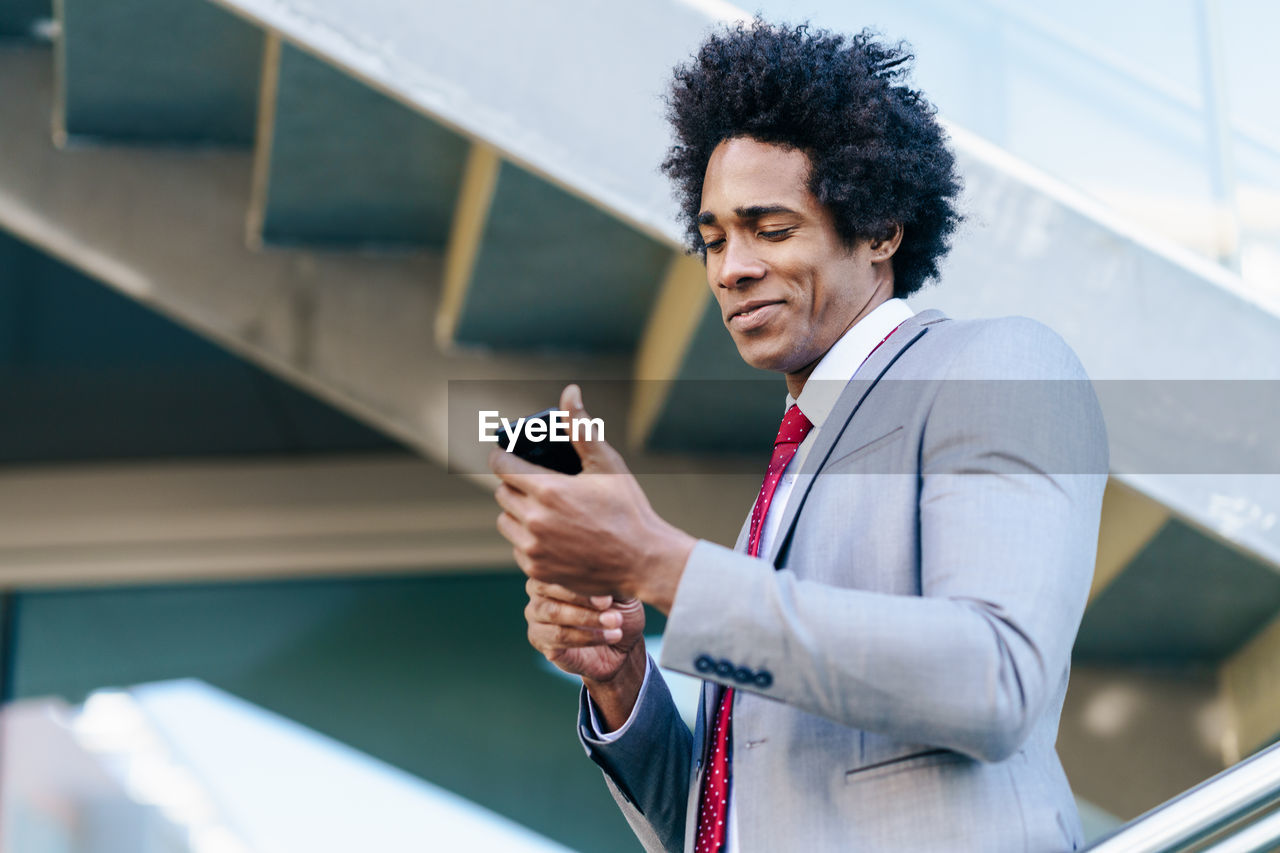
(785, 362), (817, 400)
(785, 288), (894, 398)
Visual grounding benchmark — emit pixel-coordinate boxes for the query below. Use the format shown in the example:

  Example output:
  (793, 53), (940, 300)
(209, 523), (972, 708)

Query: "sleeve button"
(754, 670), (774, 689)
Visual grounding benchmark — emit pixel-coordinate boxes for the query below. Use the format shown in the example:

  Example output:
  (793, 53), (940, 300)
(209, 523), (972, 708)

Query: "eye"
(759, 228), (793, 241)
(702, 237), (725, 252)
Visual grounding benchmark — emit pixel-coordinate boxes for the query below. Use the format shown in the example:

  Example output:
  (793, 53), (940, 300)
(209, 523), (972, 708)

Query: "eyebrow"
(697, 204), (799, 226)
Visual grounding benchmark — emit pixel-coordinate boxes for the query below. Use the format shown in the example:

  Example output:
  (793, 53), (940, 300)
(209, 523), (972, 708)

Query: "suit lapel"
(697, 313), (945, 765)
(763, 309), (945, 567)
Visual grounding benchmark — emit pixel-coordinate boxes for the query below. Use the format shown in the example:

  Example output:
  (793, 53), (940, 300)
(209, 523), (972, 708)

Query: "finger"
(496, 511), (534, 552)
(489, 447), (564, 494)
(511, 548), (616, 596)
(527, 595), (623, 629)
(494, 482), (532, 525)
(512, 544), (573, 586)
(527, 577), (612, 610)
(562, 384), (601, 463)
(559, 384), (628, 474)
(559, 384), (582, 419)
(510, 543), (539, 578)
(528, 621), (623, 650)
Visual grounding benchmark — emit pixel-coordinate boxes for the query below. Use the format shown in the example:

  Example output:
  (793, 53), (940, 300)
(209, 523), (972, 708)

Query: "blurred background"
(1, 0), (1278, 850)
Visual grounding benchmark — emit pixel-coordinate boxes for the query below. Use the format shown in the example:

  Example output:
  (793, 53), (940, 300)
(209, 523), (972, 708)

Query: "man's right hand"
(525, 577), (647, 730)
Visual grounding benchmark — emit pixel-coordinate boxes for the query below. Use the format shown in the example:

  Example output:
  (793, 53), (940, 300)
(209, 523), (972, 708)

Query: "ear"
(869, 222), (903, 262)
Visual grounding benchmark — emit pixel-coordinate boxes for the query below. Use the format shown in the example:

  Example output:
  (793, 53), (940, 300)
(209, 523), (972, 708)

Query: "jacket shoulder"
(911, 314), (1090, 381)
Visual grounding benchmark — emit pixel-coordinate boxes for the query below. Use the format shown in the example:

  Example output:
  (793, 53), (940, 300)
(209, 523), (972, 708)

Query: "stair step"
(444, 157), (669, 352)
(251, 40), (468, 248)
(1076, 518), (1280, 663)
(58, 0), (262, 144)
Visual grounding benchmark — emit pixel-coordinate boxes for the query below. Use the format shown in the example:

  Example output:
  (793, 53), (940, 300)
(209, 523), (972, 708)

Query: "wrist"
(634, 520), (697, 615)
(582, 638), (646, 695)
(583, 642), (647, 731)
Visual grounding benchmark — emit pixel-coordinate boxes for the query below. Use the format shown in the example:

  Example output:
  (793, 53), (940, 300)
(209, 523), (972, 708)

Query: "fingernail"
(572, 384), (583, 411)
(600, 611), (622, 628)
(589, 595), (613, 609)
(603, 628), (623, 642)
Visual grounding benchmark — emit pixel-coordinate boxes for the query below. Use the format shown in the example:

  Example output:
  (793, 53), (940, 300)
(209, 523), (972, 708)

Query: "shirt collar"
(787, 298), (915, 429)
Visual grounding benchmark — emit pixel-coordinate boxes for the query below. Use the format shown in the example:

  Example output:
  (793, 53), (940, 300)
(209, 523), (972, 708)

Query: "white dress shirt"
(588, 298), (917, 852)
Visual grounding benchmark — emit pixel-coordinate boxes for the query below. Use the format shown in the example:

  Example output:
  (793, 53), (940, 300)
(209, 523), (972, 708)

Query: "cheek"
(795, 278), (824, 314)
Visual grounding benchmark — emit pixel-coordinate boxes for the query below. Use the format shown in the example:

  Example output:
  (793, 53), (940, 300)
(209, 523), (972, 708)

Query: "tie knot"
(775, 404), (814, 447)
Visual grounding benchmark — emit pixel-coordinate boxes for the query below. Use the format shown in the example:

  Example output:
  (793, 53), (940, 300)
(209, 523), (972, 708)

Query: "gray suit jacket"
(578, 310), (1108, 852)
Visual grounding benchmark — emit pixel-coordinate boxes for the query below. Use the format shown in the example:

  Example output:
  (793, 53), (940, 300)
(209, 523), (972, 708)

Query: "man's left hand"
(490, 384), (696, 613)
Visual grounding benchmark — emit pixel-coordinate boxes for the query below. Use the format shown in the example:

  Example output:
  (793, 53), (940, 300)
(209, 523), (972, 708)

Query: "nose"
(716, 236), (766, 289)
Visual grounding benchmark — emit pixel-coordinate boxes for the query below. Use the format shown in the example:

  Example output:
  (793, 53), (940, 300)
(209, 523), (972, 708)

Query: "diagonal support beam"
(245, 31), (282, 248)
(437, 141), (500, 348)
(1221, 611), (1280, 762)
(628, 252), (709, 449)
(1090, 478), (1172, 603)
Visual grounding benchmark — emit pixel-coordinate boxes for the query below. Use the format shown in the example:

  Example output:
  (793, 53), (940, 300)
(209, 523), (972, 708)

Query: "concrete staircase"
(2, 0), (1279, 787)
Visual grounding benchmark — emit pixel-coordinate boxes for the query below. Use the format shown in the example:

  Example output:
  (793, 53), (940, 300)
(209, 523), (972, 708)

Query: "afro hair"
(662, 21), (962, 297)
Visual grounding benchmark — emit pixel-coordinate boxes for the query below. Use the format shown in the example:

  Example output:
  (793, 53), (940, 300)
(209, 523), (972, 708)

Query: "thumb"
(560, 384), (625, 473)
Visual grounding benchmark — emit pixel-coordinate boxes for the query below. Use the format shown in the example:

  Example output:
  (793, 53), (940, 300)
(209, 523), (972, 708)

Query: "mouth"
(728, 300), (784, 332)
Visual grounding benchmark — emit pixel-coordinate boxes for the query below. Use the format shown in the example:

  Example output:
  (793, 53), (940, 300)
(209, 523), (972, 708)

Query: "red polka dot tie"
(693, 403), (813, 853)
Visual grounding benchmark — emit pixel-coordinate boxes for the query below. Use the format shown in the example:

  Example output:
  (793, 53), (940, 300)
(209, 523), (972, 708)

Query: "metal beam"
(437, 141), (500, 349)
(0, 455), (510, 588)
(244, 31), (281, 249)
(628, 252), (710, 449)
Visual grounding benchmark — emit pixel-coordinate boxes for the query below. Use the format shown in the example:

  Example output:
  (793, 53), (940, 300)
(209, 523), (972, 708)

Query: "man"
(491, 21), (1107, 853)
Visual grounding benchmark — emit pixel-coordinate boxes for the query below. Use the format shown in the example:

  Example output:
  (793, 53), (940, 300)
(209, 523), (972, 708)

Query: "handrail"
(1084, 740), (1280, 852)
(1200, 807), (1280, 853)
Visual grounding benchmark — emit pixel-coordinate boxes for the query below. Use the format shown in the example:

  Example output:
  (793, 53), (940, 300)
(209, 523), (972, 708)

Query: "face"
(697, 137), (897, 388)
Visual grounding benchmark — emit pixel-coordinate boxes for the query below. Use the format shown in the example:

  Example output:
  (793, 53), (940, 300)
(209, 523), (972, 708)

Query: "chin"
(733, 342), (792, 374)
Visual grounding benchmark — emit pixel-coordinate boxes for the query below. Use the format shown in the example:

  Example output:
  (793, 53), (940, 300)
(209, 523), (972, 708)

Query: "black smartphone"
(494, 408), (583, 474)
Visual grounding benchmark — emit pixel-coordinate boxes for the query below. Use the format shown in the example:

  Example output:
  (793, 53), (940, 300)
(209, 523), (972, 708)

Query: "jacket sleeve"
(578, 656), (694, 852)
(657, 318), (1109, 762)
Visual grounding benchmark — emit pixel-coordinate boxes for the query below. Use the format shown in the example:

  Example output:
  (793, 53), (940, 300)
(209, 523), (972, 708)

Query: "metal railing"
(1084, 740), (1280, 852)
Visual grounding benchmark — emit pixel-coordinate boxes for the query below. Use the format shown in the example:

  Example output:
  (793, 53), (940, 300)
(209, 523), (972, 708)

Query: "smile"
(729, 301), (783, 332)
